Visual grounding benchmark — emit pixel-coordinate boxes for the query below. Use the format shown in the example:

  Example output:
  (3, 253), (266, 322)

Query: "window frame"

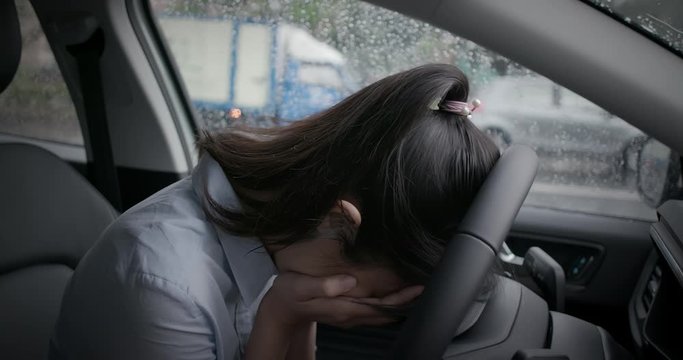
(126, 0), (202, 146)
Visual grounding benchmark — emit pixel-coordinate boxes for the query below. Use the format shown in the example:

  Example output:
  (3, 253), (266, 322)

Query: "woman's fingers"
(378, 285), (424, 306)
(304, 297), (381, 319)
(281, 273), (358, 300)
(349, 285), (425, 307)
(332, 315), (397, 329)
(268, 272), (416, 329)
(302, 297), (394, 326)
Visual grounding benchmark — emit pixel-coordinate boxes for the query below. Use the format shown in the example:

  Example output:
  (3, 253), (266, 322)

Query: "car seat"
(0, 1), (118, 358)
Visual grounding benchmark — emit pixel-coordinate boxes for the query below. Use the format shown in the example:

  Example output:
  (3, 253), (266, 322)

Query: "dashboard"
(629, 200), (683, 360)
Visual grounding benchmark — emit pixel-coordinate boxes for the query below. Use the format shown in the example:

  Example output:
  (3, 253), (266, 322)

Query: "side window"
(149, 0), (678, 220)
(0, 0), (82, 146)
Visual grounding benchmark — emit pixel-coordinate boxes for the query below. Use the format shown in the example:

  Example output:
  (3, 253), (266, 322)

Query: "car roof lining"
(368, 0), (683, 156)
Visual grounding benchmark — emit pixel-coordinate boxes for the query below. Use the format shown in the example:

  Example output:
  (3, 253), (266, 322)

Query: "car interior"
(1, 0), (682, 359)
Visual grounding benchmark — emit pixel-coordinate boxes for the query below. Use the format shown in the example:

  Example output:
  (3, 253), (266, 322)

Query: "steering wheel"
(391, 145), (538, 359)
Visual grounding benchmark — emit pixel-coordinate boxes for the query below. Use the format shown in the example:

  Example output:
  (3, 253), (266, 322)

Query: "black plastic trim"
(511, 206), (652, 306)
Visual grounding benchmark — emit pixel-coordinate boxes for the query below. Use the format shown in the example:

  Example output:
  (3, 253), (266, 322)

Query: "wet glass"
(149, 0), (677, 220)
(0, 0), (82, 145)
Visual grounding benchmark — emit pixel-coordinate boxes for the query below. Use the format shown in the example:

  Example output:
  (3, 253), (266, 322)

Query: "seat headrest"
(0, 143), (117, 273)
(1, 0), (22, 93)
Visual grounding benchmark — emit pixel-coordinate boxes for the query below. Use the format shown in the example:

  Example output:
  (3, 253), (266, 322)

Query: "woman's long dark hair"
(198, 64), (500, 284)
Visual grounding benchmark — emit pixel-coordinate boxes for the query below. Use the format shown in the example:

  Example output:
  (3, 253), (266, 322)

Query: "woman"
(49, 64), (500, 359)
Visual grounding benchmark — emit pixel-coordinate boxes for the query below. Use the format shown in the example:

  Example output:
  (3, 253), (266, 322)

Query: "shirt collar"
(192, 153), (278, 306)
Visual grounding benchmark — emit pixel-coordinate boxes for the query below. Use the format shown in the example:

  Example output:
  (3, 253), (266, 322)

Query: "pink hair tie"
(439, 99), (481, 119)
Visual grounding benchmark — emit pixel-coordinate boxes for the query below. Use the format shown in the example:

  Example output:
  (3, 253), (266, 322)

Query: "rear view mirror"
(637, 138), (682, 208)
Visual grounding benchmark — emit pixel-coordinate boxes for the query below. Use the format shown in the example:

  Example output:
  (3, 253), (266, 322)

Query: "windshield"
(585, 0), (683, 56)
(150, 0), (680, 220)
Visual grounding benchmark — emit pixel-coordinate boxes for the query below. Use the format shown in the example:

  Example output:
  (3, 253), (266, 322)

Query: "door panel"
(509, 206), (652, 307)
(507, 206), (653, 348)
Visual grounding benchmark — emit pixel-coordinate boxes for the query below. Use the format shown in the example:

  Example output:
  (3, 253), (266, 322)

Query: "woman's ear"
(339, 199), (362, 228)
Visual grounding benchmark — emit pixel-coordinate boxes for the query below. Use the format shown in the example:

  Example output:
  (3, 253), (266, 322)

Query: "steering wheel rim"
(391, 145), (538, 359)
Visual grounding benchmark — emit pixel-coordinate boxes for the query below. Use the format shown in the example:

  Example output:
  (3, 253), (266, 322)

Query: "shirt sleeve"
(51, 272), (218, 360)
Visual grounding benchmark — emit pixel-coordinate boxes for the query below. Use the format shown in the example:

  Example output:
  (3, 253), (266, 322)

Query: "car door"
(141, 0), (680, 350)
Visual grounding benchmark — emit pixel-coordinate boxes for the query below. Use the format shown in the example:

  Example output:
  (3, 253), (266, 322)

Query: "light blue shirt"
(49, 154), (278, 360)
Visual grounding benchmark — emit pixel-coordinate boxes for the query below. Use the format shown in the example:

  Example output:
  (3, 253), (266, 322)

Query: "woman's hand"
(245, 272), (423, 360)
(265, 272), (422, 327)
